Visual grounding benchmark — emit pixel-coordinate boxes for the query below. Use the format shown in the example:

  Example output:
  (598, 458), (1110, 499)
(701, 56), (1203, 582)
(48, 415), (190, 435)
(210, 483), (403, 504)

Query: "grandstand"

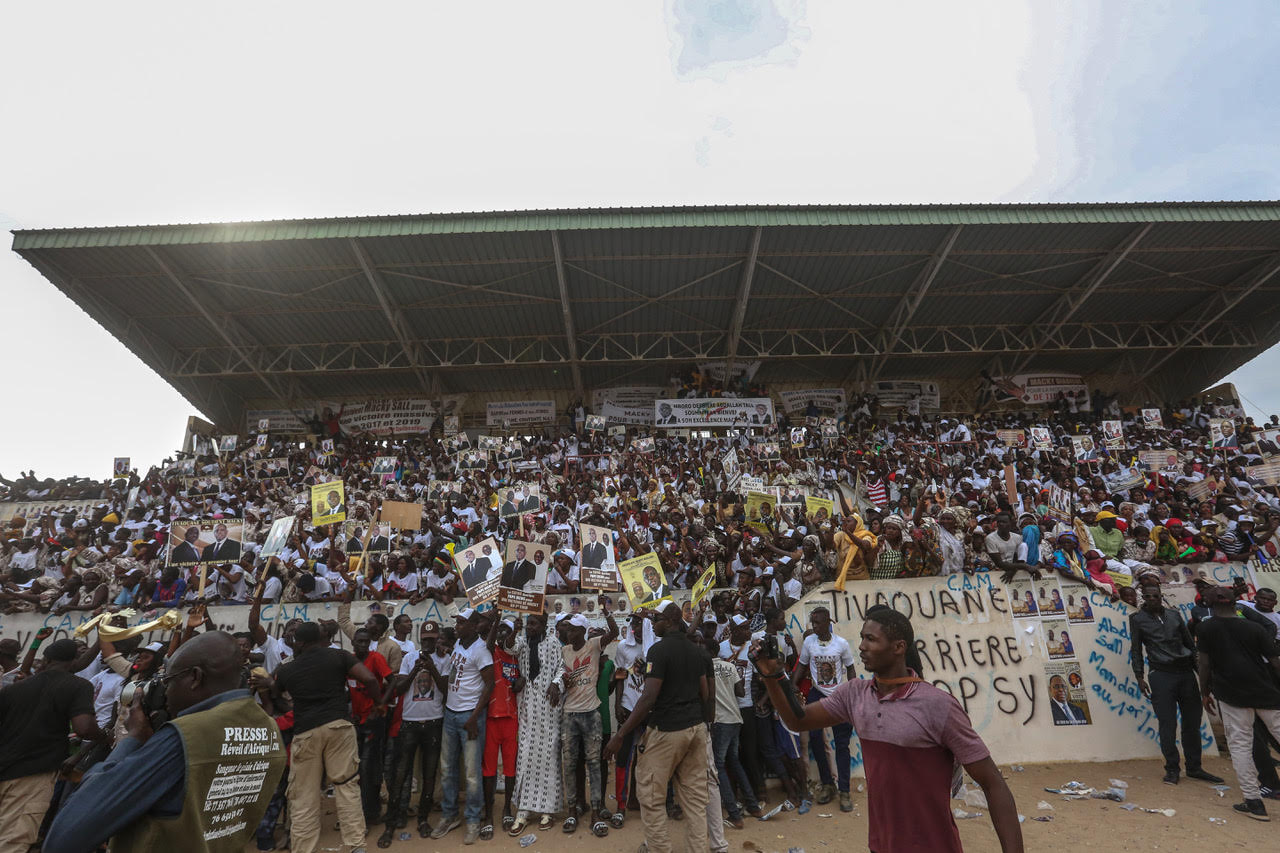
(12, 202), (1280, 430)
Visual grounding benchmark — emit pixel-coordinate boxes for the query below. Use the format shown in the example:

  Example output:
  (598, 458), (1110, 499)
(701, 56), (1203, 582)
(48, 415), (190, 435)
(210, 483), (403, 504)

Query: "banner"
(867, 380), (940, 409)
(486, 400), (555, 427)
(247, 397), (466, 435)
(777, 388), (847, 414)
(697, 360), (761, 384)
(601, 402), (652, 426)
(989, 373), (1088, 406)
(654, 398), (774, 428)
(592, 386), (665, 409)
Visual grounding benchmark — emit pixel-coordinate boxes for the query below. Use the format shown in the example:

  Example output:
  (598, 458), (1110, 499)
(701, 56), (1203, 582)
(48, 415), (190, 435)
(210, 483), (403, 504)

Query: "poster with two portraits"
(450, 534), (550, 614)
(167, 518), (245, 567)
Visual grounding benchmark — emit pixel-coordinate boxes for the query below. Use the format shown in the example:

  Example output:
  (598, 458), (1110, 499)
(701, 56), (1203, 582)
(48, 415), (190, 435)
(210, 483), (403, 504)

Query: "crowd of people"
(1, 387), (1279, 851)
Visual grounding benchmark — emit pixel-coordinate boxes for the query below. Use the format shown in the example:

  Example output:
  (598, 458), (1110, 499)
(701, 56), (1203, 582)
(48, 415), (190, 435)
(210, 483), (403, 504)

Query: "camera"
(120, 676), (170, 729)
(749, 632), (779, 666)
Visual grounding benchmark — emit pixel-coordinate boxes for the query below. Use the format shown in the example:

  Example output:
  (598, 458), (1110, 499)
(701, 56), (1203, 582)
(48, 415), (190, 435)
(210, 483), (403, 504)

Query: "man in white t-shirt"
(430, 609), (494, 845)
(719, 614), (765, 799)
(984, 511), (1035, 583)
(385, 620), (451, 840)
(792, 606), (856, 812)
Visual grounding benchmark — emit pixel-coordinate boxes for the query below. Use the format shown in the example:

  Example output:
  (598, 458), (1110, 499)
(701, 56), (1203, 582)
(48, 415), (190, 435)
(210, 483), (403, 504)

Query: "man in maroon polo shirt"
(752, 608), (1023, 853)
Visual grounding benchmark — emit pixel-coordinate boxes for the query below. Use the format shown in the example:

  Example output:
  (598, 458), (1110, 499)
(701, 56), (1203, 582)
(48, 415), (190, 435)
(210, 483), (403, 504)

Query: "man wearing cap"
(384, 620), (450, 842)
(557, 602), (619, 834)
(605, 602), (710, 853)
(0, 638), (104, 853)
(431, 608), (494, 844)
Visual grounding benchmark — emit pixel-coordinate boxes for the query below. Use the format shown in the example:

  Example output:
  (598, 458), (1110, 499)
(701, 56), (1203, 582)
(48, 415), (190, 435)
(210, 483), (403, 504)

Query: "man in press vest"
(44, 631), (287, 853)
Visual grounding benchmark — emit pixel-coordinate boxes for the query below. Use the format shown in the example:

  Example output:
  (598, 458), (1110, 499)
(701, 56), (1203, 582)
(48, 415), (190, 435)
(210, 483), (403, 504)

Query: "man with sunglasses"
(44, 631), (287, 853)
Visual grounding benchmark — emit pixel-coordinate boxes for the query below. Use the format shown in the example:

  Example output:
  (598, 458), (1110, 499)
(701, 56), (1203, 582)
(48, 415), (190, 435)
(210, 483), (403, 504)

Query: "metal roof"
(13, 203), (1280, 429)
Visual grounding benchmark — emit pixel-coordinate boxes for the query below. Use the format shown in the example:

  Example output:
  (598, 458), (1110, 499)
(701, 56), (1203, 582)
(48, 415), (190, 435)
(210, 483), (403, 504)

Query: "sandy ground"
(291, 755), (1272, 853)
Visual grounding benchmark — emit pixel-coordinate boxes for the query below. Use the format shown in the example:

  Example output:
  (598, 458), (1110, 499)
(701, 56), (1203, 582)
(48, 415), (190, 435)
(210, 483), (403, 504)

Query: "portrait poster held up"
(372, 455), (397, 477)
(690, 564), (717, 608)
(260, 516), (295, 562)
(497, 538), (549, 613)
(995, 429), (1025, 449)
(311, 480), (346, 525)
(218, 434), (238, 452)
(804, 494), (834, 522)
(452, 535), (502, 606)
(254, 457), (289, 480)
(1209, 417), (1239, 448)
(618, 551), (671, 610)
(1030, 426), (1053, 451)
(1141, 408), (1164, 429)
(167, 518), (245, 568)
(1070, 434), (1099, 462)
(112, 456), (130, 478)
(343, 520), (390, 554)
(1101, 419), (1125, 450)
(584, 413), (606, 432)
(577, 523), (621, 591)
(744, 489), (776, 535)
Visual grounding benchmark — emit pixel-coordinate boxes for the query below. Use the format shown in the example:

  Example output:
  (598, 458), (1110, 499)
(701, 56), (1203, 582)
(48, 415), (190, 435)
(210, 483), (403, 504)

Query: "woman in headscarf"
(1052, 531), (1115, 597)
(509, 612), (566, 835)
(870, 515), (910, 579)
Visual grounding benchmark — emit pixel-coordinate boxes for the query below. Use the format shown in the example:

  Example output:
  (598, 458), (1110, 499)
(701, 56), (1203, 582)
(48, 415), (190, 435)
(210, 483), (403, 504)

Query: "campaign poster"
(498, 538), (549, 614)
(722, 448), (741, 491)
(258, 418), (271, 432)
(498, 484), (542, 519)
(1245, 461), (1280, 486)
(443, 415), (460, 436)
(1007, 579), (1038, 618)
(311, 480), (347, 525)
(1046, 483), (1073, 523)
(691, 565), (717, 608)
(1042, 618), (1076, 660)
(654, 398), (774, 429)
(619, 552), (671, 611)
(1070, 435), (1100, 462)
(585, 414), (607, 432)
(1101, 420), (1125, 450)
(578, 523), (621, 591)
(320, 438), (334, 456)
(254, 458), (289, 480)
(184, 475), (220, 497)
(343, 520), (391, 554)
(167, 518), (244, 568)
(452, 536), (503, 606)
(1030, 426), (1054, 451)
(1034, 578), (1065, 617)
(820, 418), (838, 442)
(744, 490), (777, 535)
(113, 457), (130, 478)
(457, 448), (489, 471)
(496, 439), (524, 464)
(757, 441), (781, 462)
(996, 429), (1025, 449)
(372, 456), (398, 477)
(256, 434), (269, 450)
(1045, 661), (1092, 725)
(1064, 589), (1094, 624)
(777, 388), (847, 414)
(805, 494), (835, 521)
(1138, 449), (1181, 474)
(776, 484), (807, 512)
(427, 480), (465, 505)
(1209, 418), (1239, 448)
(260, 516), (295, 562)
(788, 426), (806, 449)
(1141, 408), (1164, 429)
(631, 436), (655, 454)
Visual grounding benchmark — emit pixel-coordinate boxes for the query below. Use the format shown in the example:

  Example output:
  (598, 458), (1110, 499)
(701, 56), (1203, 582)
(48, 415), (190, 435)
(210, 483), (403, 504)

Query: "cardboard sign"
(381, 500), (424, 531)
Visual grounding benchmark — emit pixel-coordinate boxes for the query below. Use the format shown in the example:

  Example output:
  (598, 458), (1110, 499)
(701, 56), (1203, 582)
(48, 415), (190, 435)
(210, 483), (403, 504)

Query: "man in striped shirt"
(752, 608), (1023, 853)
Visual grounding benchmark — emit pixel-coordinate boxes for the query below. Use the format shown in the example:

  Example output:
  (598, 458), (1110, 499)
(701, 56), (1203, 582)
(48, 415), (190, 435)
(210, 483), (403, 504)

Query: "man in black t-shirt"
(263, 622), (384, 853)
(1197, 586), (1280, 821)
(0, 638), (103, 852)
(605, 602), (710, 853)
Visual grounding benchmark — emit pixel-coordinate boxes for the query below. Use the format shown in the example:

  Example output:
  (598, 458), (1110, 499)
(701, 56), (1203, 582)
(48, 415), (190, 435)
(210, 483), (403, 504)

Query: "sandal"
(502, 815), (515, 831)
(479, 825), (494, 841)
(537, 815), (554, 832)
(563, 816), (578, 834)
(610, 812), (625, 829)
(591, 820), (609, 837)
(377, 828), (395, 849)
(418, 820), (431, 839)
(506, 818), (527, 838)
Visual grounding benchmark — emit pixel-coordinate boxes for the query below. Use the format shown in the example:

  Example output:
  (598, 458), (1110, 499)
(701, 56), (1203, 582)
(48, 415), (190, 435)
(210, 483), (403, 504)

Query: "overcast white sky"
(2, 1), (1277, 479)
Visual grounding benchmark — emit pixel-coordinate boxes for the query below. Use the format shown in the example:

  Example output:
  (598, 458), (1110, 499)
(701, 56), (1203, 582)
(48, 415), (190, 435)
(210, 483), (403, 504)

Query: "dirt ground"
(295, 755), (1271, 852)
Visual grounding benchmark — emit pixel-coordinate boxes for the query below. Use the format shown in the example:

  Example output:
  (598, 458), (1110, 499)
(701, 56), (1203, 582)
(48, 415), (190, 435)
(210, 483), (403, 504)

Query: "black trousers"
(1253, 717), (1280, 790)
(737, 704), (765, 797)
(1149, 669), (1203, 773)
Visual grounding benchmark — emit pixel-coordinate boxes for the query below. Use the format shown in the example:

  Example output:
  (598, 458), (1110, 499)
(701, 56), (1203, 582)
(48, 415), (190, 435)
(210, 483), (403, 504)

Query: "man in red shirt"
(350, 627), (393, 826)
(482, 616), (522, 839)
(753, 608), (1023, 853)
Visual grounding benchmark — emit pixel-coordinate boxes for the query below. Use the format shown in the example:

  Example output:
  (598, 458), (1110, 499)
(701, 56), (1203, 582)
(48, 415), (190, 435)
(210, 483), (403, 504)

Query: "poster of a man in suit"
(167, 519), (245, 568)
(578, 523), (619, 591)
(452, 535), (502, 606)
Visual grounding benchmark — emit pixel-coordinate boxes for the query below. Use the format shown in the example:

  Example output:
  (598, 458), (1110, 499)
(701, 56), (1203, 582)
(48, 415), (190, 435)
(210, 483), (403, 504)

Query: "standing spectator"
(508, 612), (564, 836)
(350, 626), (393, 826)
(383, 620), (449, 844)
(0, 638), (103, 853)
(481, 618), (521, 839)
(1197, 586), (1280, 821)
(793, 605), (857, 811)
(708, 632), (759, 828)
(1129, 579), (1221, 785)
(605, 602), (711, 853)
(430, 609), (494, 844)
(558, 605), (618, 834)
(265, 621), (384, 853)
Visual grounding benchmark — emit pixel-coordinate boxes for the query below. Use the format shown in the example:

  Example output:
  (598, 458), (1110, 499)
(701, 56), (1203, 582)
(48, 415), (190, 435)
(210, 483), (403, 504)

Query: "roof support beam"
(1135, 250), (1280, 384)
(1003, 223), (1152, 376)
(866, 225), (962, 384)
(350, 239), (441, 396)
(725, 227), (763, 377)
(145, 247), (306, 404)
(550, 233), (584, 400)
(25, 253), (244, 429)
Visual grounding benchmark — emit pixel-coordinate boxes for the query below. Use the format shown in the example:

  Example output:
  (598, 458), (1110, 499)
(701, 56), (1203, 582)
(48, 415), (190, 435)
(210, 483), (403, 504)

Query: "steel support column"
(551, 232), (584, 399)
(725, 226), (763, 378)
(350, 238), (441, 396)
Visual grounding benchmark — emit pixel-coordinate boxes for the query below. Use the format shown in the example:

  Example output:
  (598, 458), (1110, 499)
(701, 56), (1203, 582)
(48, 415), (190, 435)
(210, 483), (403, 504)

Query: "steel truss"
(165, 319), (1259, 378)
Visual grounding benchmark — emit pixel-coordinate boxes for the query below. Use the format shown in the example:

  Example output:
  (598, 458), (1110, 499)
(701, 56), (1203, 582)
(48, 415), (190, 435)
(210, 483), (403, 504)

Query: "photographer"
(44, 631), (287, 853)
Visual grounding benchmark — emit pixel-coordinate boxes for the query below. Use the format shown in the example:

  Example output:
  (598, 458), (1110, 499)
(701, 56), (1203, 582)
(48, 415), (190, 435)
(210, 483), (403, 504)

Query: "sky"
(2, 0), (1278, 478)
